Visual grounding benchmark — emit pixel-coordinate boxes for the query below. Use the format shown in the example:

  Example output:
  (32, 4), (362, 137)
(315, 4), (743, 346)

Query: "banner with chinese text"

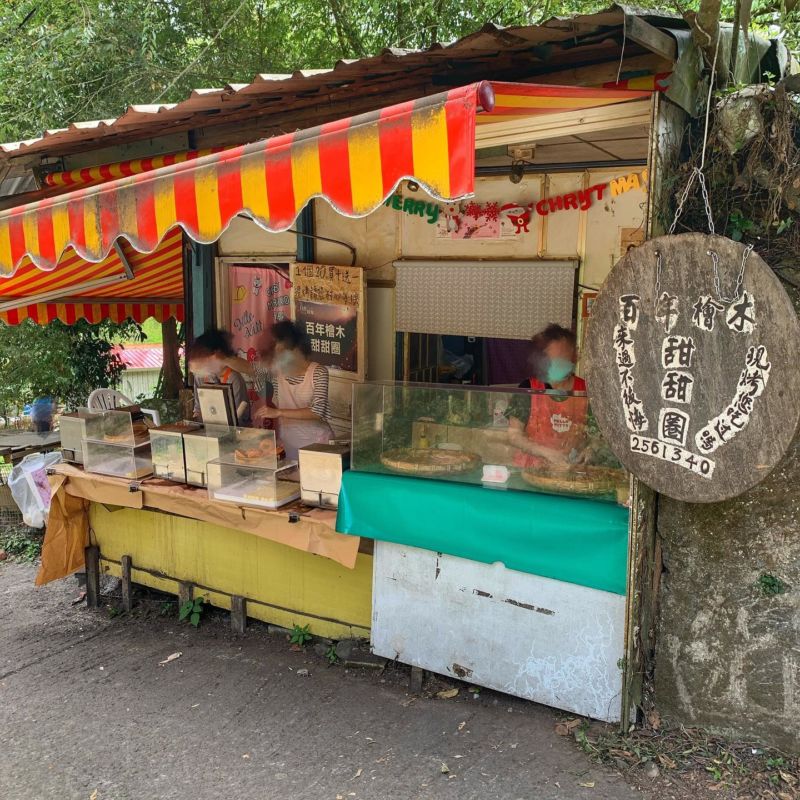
(290, 263), (365, 380)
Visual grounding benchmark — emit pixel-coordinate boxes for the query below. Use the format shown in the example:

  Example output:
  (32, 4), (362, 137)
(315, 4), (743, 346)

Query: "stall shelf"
(44, 464), (371, 640)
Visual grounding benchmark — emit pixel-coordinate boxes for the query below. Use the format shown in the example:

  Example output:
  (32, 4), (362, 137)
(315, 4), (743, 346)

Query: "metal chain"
(654, 249), (662, 307)
(708, 243), (754, 302)
(668, 166), (716, 235)
(668, 31), (721, 236)
(696, 171), (716, 235)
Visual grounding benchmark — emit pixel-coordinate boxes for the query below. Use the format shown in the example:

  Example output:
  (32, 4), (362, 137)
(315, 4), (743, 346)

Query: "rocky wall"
(655, 425), (800, 752)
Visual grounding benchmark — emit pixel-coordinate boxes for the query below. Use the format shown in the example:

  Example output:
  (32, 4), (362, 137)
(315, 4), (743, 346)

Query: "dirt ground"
(0, 560), (648, 800)
(1, 560), (796, 800)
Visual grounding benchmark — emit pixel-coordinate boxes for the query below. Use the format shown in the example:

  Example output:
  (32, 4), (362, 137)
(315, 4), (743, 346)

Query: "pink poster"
(228, 264), (292, 403)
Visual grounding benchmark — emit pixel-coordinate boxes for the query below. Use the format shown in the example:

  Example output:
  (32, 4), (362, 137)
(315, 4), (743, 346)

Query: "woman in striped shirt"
(253, 321), (334, 460)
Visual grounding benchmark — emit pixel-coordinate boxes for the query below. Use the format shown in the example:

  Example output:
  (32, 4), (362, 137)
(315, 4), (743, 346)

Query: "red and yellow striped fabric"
(0, 227), (184, 325)
(0, 83), (487, 275)
(1, 301), (183, 325)
(43, 148), (226, 188)
(476, 81), (652, 124)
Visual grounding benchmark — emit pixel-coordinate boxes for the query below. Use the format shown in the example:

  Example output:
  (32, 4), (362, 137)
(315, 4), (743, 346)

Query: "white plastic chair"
(87, 389), (161, 426)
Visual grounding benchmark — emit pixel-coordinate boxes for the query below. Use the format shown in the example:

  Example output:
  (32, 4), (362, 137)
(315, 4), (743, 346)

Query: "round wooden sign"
(584, 233), (800, 503)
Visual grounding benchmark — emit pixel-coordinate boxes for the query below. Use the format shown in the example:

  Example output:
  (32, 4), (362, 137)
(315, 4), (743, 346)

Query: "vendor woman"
(508, 323), (588, 468)
(189, 328), (252, 426)
(253, 320), (334, 460)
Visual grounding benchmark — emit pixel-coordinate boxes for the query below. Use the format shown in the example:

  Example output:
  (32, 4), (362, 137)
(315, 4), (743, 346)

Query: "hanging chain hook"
(709, 243), (754, 303)
(654, 249), (662, 307)
(667, 29), (722, 237)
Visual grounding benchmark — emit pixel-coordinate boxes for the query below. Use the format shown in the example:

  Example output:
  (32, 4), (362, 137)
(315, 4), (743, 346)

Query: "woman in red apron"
(508, 324), (588, 469)
(254, 321), (334, 461)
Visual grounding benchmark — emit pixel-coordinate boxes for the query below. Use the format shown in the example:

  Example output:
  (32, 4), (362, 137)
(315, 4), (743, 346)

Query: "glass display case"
(149, 422), (203, 482)
(351, 382), (628, 504)
(205, 426), (296, 509)
(207, 461), (300, 510)
(183, 425), (283, 487)
(82, 408), (153, 479)
(83, 440), (153, 479)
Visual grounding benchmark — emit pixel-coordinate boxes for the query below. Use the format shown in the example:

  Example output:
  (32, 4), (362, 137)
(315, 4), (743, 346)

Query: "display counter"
(41, 464), (371, 640)
(338, 381), (631, 722)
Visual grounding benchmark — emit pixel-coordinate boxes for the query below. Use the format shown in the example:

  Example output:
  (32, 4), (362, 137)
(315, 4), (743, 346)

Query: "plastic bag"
(8, 451), (63, 528)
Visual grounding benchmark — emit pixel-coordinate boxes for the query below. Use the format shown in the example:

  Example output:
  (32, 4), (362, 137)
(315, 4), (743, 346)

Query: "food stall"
(1, 79), (660, 721)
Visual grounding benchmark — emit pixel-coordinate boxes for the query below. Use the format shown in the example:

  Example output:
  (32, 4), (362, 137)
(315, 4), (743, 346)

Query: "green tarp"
(336, 471), (629, 595)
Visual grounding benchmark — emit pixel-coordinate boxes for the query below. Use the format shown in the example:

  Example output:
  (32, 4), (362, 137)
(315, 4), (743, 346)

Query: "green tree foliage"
(0, 318), (142, 416)
(4, 0), (794, 145)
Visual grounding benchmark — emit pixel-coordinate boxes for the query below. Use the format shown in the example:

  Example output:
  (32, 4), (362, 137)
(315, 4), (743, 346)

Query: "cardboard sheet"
(36, 474), (89, 586)
(38, 464), (360, 585)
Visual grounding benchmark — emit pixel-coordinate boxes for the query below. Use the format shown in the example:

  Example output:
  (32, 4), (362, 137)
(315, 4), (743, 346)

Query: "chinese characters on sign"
(614, 286), (771, 479)
(290, 263), (364, 377)
(612, 300), (649, 434)
(585, 234), (800, 503)
(695, 345), (771, 454)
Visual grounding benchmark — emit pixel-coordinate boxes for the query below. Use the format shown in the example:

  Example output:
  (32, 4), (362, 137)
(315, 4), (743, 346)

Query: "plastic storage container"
(350, 382), (628, 503)
(149, 422), (202, 482)
(59, 409), (95, 464)
(182, 426), (282, 487)
(207, 460), (300, 509)
(83, 440), (153, 479)
(298, 443), (350, 508)
(82, 408), (153, 479)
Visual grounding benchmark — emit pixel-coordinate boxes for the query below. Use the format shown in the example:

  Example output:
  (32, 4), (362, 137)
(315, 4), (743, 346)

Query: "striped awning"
(0, 81), (652, 278)
(0, 227), (183, 325)
(476, 81), (654, 123)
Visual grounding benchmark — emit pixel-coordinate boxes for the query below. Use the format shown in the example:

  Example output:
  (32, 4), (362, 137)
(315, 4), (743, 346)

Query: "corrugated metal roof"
(113, 344), (163, 370)
(0, 5), (687, 161)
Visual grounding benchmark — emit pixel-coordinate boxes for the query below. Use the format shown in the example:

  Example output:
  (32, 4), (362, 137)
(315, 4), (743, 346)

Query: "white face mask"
(271, 351), (296, 375)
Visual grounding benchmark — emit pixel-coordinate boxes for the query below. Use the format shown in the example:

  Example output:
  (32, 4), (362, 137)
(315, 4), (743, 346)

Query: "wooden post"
(85, 545), (100, 608)
(121, 555), (133, 613)
(409, 666), (425, 694)
(178, 581), (193, 609)
(231, 595), (247, 634)
(161, 317), (182, 400)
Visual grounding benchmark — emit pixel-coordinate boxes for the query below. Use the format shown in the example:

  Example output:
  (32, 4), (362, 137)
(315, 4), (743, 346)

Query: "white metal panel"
(372, 542), (625, 722)
(395, 259), (576, 339)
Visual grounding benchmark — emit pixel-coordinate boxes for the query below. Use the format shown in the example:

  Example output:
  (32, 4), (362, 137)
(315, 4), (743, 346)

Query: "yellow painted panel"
(91, 505), (372, 640)
(492, 94), (624, 110)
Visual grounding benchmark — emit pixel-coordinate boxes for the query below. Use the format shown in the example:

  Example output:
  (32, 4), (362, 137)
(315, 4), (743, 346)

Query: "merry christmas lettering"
(384, 169), (648, 232)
